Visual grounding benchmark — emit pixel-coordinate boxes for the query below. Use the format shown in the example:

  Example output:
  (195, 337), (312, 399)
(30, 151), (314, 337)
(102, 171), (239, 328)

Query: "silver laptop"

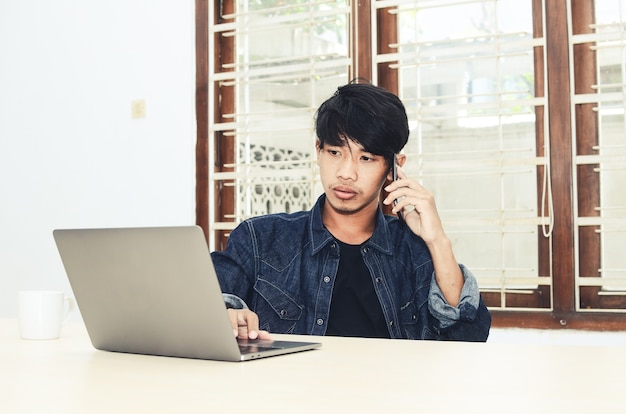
(53, 226), (321, 362)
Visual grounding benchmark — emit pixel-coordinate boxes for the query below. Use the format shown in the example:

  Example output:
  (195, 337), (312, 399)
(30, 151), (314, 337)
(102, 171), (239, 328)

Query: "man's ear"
(396, 153), (407, 167)
(386, 153), (407, 182)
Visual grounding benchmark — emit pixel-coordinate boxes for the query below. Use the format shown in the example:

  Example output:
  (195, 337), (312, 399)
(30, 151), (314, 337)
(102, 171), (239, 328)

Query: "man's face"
(316, 138), (390, 216)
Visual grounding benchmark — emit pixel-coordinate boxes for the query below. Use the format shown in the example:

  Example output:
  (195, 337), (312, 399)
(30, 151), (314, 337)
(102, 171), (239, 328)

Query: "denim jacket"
(211, 195), (491, 341)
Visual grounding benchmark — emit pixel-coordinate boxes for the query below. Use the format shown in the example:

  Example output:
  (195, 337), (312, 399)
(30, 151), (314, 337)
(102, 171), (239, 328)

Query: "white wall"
(0, 1), (196, 317)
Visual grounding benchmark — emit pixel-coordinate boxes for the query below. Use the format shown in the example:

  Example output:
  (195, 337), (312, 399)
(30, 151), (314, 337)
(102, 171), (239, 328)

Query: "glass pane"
(236, 0), (348, 219)
(220, 0), (350, 222)
(598, 101), (626, 289)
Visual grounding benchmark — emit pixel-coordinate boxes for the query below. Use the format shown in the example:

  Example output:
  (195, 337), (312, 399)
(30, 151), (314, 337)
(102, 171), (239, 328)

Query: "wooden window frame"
(196, 0), (626, 330)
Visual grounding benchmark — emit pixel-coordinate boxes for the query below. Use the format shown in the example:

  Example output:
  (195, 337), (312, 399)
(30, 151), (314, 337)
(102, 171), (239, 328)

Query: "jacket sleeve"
(427, 265), (491, 342)
(222, 293), (249, 309)
(210, 221), (257, 307)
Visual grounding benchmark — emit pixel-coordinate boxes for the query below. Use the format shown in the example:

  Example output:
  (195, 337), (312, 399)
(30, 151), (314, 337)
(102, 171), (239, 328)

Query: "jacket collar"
(309, 194), (394, 255)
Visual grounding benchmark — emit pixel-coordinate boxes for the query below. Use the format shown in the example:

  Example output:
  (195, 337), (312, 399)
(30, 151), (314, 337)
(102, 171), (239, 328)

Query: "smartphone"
(392, 155), (403, 222)
(392, 155), (399, 182)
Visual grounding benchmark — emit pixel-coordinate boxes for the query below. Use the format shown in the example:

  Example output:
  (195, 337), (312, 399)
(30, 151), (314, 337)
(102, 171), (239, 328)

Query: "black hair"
(315, 81), (409, 168)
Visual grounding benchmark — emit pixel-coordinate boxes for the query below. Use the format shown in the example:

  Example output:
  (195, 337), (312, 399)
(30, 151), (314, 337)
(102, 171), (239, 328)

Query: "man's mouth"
(332, 186), (358, 200)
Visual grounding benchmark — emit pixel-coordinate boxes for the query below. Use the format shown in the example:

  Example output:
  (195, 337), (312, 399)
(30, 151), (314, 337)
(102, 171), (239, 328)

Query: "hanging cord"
(541, 140), (555, 238)
(541, 0), (554, 239)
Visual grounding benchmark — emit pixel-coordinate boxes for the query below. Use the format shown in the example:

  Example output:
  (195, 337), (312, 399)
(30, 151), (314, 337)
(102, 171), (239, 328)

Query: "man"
(211, 82), (491, 342)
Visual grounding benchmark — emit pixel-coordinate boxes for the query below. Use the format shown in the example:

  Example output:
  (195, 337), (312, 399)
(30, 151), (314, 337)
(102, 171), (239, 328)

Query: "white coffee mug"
(18, 290), (76, 340)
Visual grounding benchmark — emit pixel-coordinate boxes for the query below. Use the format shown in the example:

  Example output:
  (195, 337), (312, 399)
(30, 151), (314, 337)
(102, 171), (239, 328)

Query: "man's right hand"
(227, 309), (272, 340)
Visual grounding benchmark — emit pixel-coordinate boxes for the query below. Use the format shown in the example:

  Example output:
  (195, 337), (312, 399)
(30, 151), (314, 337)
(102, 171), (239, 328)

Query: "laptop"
(53, 226), (321, 362)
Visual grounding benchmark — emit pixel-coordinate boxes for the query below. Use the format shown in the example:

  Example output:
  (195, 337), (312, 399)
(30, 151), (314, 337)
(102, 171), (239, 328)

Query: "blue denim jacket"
(212, 195), (491, 341)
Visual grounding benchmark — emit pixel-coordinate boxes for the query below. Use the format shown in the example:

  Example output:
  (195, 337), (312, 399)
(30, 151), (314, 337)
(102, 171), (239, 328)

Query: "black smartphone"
(392, 156), (399, 182)
(392, 155), (403, 222)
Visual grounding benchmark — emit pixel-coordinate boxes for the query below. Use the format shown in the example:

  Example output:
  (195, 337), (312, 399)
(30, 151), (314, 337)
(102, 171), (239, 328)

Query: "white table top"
(1, 317), (625, 413)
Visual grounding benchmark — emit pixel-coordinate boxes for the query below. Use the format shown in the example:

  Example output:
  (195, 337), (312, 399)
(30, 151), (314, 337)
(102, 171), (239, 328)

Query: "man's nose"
(337, 157), (357, 180)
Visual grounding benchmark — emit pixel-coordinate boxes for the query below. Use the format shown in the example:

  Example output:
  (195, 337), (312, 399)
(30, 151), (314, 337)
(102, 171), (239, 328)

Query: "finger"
(392, 196), (416, 216)
(237, 311), (261, 340)
(385, 185), (414, 210)
(242, 312), (261, 340)
(383, 183), (406, 206)
(227, 309), (240, 336)
(384, 175), (421, 203)
(257, 330), (273, 340)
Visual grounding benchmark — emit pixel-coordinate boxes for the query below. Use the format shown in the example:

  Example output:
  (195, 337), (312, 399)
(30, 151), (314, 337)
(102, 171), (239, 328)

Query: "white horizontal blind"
(376, 0), (550, 308)
(571, 1), (626, 307)
(208, 0), (351, 249)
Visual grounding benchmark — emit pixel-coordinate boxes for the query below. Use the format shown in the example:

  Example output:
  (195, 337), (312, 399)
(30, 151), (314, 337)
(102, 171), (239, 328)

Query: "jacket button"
(323, 276), (331, 283)
(280, 310), (287, 316)
(317, 318), (324, 326)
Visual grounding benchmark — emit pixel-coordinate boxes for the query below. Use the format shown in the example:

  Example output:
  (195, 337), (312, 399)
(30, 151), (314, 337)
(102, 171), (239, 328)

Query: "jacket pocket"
(254, 278), (303, 334)
(399, 296), (433, 340)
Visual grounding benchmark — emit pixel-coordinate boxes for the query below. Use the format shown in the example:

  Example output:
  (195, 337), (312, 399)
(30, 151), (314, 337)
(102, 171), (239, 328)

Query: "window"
(197, 0), (626, 329)
(386, 0), (548, 310)
(200, 0), (350, 250)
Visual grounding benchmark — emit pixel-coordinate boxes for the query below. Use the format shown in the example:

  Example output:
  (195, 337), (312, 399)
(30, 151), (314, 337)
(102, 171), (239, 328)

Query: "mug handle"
(63, 297), (76, 323)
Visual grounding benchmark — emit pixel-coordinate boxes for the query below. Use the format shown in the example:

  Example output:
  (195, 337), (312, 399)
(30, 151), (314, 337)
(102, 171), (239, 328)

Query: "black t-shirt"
(326, 240), (391, 338)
